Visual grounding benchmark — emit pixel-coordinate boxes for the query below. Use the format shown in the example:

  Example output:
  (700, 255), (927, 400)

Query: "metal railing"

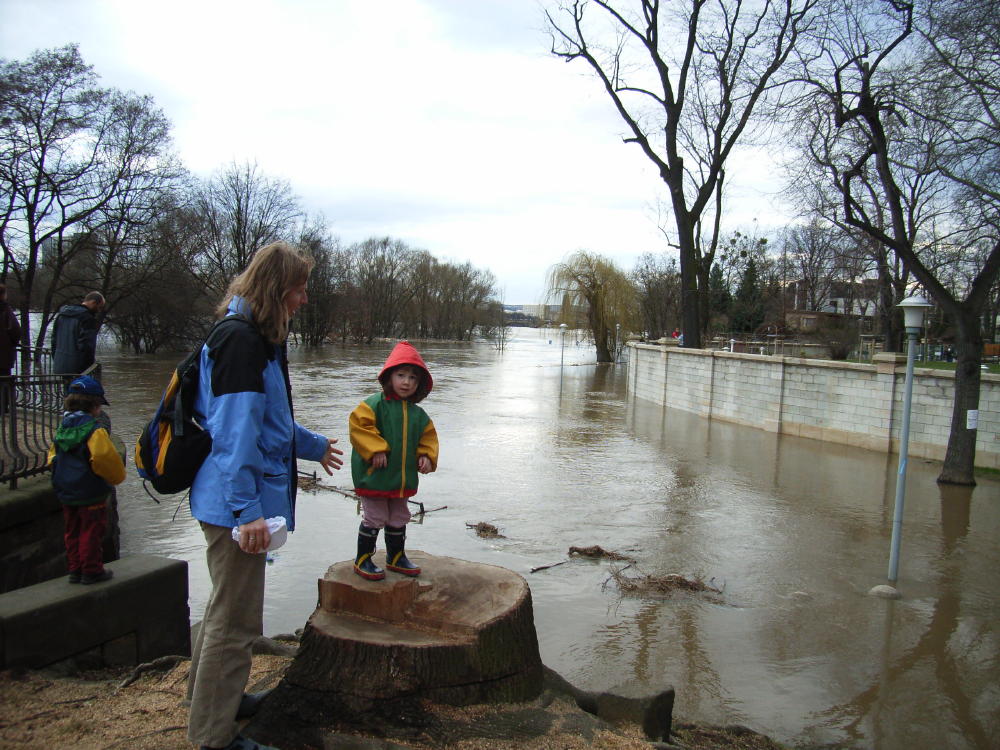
(13, 345), (56, 378)
(1, 347), (100, 489)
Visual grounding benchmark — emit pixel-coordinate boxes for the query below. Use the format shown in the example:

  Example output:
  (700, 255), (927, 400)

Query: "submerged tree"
(194, 160), (301, 297)
(546, 251), (638, 362)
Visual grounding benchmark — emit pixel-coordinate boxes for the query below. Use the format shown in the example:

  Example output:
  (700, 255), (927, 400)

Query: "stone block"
(0, 554), (189, 669)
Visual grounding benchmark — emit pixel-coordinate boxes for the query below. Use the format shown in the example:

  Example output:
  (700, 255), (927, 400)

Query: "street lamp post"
(886, 294), (934, 585)
(559, 323), (567, 394)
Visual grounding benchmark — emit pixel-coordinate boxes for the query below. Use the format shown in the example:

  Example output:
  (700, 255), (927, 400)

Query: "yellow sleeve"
(349, 401), (390, 461)
(47, 444), (56, 466)
(417, 419), (439, 470)
(87, 428), (127, 486)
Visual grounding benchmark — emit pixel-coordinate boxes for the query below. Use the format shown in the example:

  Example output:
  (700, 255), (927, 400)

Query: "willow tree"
(546, 251), (639, 362)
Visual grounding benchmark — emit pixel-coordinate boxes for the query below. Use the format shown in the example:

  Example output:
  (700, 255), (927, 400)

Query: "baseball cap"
(68, 375), (109, 405)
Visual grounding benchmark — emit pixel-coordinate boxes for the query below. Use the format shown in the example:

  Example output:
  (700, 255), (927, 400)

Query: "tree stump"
(256, 551), (544, 738)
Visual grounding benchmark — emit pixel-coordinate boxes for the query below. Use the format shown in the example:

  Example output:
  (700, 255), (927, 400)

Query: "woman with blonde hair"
(186, 242), (343, 750)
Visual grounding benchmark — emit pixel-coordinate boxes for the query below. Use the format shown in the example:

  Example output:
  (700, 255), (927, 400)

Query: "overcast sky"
(2, 0), (790, 303)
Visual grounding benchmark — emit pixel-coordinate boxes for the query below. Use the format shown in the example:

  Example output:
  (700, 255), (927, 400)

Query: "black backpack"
(135, 315), (252, 497)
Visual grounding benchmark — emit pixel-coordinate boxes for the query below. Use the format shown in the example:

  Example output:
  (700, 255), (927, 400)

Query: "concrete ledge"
(0, 554), (190, 669)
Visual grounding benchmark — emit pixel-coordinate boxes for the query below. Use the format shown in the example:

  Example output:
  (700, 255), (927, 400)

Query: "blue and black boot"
(385, 525), (421, 576)
(354, 524), (385, 580)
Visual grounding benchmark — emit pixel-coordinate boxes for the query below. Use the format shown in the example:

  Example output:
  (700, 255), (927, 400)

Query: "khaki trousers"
(187, 522), (266, 748)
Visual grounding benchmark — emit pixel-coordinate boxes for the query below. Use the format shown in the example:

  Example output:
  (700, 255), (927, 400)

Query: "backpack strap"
(172, 314), (256, 439)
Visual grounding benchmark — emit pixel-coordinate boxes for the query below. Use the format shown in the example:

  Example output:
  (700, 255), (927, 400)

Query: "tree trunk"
(255, 552), (544, 737)
(697, 261), (711, 344)
(938, 309), (982, 485)
(677, 228), (702, 349)
(877, 265), (899, 352)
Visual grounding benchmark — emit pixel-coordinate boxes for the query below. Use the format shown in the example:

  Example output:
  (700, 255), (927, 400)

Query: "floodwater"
(98, 328), (999, 750)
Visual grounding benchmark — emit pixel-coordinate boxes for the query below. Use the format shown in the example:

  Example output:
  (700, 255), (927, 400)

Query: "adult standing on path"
(51, 291), (105, 376)
(185, 242), (344, 750)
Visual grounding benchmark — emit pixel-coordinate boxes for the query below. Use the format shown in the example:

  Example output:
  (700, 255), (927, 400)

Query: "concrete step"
(0, 554), (190, 670)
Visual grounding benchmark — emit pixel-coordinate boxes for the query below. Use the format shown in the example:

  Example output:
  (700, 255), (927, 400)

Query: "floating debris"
(568, 544), (633, 561)
(466, 521), (505, 538)
(296, 474), (323, 492)
(604, 564), (723, 599)
(530, 560), (568, 573)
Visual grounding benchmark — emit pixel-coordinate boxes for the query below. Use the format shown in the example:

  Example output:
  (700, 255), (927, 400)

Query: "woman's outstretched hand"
(320, 438), (345, 474)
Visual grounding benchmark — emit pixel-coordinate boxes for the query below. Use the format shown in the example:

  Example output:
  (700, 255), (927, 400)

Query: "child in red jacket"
(349, 341), (439, 580)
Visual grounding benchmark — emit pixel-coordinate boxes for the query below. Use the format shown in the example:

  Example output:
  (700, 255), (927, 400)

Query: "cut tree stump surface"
(276, 551), (544, 715)
(316, 550), (527, 639)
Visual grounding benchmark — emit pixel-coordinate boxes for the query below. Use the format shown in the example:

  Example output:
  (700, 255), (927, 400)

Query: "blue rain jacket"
(189, 297), (327, 531)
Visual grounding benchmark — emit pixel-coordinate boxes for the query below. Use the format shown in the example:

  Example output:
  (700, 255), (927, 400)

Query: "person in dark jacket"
(0, 284), (22, 413)
(349, 340), (439, 580)
(185, 242), (344, 750)
(51, 291), (105, 375)
(47, 375), (125, 584)
(0, 284), (21, 378)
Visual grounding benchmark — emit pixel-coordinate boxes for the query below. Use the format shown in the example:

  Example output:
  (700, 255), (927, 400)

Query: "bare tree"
(194, 160), (301, 295)
(631, 252), (680, 340)
(797, 0), (1000, 484)
(349, 237), (418, 343)
(292, 216), (344, 346)
(103, 199), (214, 353)
(547, 0), (821, 348)
(783, 220), (841, 311)
(0, 45), (177, 348)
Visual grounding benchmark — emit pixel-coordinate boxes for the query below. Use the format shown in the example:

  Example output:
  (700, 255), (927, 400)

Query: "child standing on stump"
(350, 341), (438, 580)
(47, 375), (125, 584)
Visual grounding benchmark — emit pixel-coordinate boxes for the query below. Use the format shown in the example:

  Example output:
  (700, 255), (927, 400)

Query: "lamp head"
(897, 295), (933, 332)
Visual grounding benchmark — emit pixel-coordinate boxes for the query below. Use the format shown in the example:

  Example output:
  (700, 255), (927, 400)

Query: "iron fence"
(0, 348), (99, 489)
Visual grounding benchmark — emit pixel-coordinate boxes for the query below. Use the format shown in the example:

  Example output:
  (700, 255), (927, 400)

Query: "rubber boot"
(385, 525), (421, 576)
(354, 524), (385, 580)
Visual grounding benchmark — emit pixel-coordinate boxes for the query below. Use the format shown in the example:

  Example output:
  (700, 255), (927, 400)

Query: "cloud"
(2, 0), (787, 303)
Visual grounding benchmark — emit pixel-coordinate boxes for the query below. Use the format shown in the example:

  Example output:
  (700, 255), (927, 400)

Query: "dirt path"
(0, 655), (784, 750)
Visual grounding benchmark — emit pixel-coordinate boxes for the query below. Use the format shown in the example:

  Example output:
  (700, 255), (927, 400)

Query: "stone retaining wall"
(627, 342), (1000, 469)
(0, 474), (120, 594)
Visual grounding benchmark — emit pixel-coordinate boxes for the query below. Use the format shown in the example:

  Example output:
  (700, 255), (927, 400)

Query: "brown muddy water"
(98, 329), (998, 750)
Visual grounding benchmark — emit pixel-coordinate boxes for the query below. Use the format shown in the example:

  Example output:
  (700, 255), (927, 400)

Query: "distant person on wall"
(671, 327), (680, 339)
(51, 291), (105, 375)
(349, 340), (439, 580)
(47, 375), (125, 585)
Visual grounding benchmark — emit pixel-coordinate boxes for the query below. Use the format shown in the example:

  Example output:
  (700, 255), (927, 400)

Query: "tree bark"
(938, 309), (982, 485)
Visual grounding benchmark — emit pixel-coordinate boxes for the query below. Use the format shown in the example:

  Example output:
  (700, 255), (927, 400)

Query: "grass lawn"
(913, 360), (1000, 374)
(848, 358), (1000, 374)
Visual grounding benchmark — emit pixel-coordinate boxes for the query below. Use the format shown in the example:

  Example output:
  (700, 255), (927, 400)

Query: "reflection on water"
(99, 330), (999, 749)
